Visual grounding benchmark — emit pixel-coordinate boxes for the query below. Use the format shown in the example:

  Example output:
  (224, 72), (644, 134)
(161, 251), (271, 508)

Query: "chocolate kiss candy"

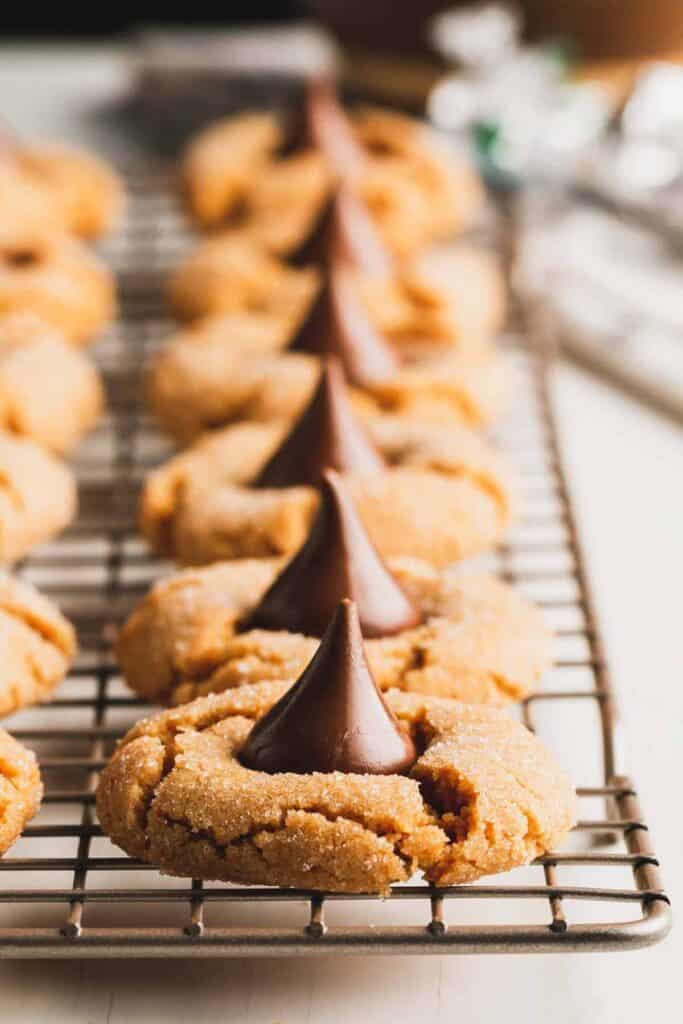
(252, 358), (386, 489)
(289, 262), (401, 386)
(239, 598), (418, 775)
(299, 76), (367, 183)
(291, 188), (393, 276)
(245, 468), (422, 638)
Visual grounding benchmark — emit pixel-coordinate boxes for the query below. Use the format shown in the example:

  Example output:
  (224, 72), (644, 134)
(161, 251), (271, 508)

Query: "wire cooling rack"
(0, 167), (671, 957)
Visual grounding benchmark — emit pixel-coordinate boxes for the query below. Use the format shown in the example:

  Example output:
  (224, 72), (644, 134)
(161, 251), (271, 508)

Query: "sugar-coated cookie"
(97, 682), (575, 893)
(118, 555), (551, 707)
(141, 410), (514, 566)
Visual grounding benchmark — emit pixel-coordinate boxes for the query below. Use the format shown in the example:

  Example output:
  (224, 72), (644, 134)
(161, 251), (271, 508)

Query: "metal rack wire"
(0, 167), (671, 957)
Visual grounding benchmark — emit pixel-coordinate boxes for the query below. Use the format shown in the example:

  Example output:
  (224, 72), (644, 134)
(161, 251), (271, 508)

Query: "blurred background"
(6, 1), (676, 415)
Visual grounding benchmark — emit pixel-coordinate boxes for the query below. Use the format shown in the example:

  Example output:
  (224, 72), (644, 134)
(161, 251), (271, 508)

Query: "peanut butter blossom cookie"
(0, 313), (104, 453)
(168, 186), (504, 351)
(0, 137), (125, 240)
(122, 469), (550, 707)
(180, 79), (483, 256)
(0, 433), (77, 563)
(153, 261), (506, 445)
(142, 359), (513, 565)
(0, 728), (42, 856)
(0, 226), (116, 347)
(167, 232), (319, 330)
(0, 574), (76, 716)
(99, 599), (575, 893)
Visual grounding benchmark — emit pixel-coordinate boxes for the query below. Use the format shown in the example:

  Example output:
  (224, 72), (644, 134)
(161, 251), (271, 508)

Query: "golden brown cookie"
(118, 557), (551, 707)
(0, 573), (77, 716)
(148, 331), (506, 445)
(360, 244), (506, 349)
(0, 728), (42, 855)
(167, 232), (319, 329)
(232, 149), (333, 256)
(0, 433), (77, 563)
(0, 162), (65, 242)
(181, 113), (283, 228)
(168, 233), (504, 354)
(96, 682), (576, 893)
(354, 107), (484, 253)
(180, 106), (483, 256)
(0, 229), (116, 346)
(140, 415), (514, 565)
(0, 313), (104, 453)
(13, 144), (125, 240)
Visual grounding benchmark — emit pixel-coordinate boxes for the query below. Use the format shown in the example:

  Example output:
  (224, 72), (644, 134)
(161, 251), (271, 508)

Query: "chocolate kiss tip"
(244, 468), (422, 638)
(303, 75), (366, 183)
(291, 188), (393, 277)
(289, 262), (401, 386)
(252, 357), (386, 489)
(239, 598), (418, 776)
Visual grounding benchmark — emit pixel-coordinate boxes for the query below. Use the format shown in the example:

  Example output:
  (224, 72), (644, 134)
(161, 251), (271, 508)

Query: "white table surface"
(0, 46), (680, 1024)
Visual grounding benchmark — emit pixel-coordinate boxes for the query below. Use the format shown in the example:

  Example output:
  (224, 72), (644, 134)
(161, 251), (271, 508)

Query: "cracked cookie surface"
(96, 683), (575, 893)
(140, 416), (514, 565)
(0, 313), (104, 453)
(148, 333), (506, 445)
(0, 432), (77, 563)
(118, 556), (552, 707)
(0, 727), (42, 855)
(0, 573), (77, 716)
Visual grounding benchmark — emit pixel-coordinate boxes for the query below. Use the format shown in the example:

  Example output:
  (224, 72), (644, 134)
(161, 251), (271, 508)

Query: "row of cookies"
(1, 134), (126, 561)
(1, 138), (125, 855)
(142, 84), (510, 568)
(0, 573), (77, 855)
(1, 134), (121, 343)
(93, 84), (576, 894)
(149, 84), (507, 447)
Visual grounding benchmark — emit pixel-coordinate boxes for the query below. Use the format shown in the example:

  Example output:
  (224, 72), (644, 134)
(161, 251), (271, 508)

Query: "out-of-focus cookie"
(355, 107), (484, 253)
(181, 113), (282, 228)
(0, 433), (77, 563)
(96, 679), (575, 893)
(141, 364), (514, 566)
(232, 149), (333, 256)
(361, 244), (506, 349)
(149, 339), (504, 445)
(152, 265), (506, 446)
(0, 229), (116, 346)
(0, 313), (104, 453)
(167, 232), (318, 329)
(167, 231), (505, 353)
(13, 144), (125, 240)
(0, 728), (42, 855)
(180, 98), (483, 256)
(0, 573), (76, 716)
(0, 162), (64, 241)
